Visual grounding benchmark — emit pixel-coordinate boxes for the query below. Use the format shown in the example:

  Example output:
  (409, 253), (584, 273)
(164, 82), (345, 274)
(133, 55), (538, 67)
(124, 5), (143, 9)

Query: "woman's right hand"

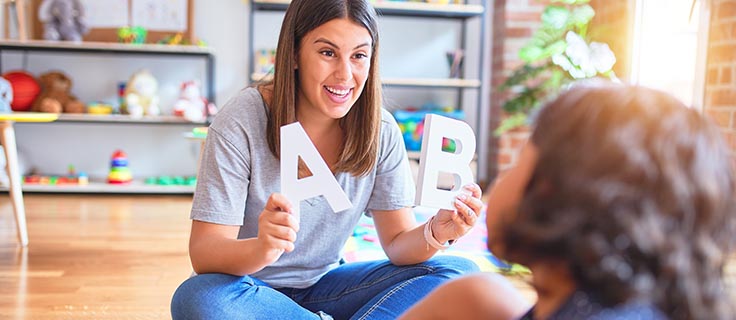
(257, 193), (300, 265)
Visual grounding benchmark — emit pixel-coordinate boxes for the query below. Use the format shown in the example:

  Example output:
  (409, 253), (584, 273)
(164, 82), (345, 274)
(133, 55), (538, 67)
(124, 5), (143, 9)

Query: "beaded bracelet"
(423, 215), (452, 251)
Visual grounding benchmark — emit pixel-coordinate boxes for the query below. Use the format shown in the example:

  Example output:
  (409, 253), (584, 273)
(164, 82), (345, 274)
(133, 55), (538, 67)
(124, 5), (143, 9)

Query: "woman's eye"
(354, 53), (368, 59)
(320, 50), (335, 57)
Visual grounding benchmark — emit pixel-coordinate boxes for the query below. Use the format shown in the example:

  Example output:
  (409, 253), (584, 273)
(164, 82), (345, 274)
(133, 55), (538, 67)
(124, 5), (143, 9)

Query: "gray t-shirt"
(191, 87), (415, 288)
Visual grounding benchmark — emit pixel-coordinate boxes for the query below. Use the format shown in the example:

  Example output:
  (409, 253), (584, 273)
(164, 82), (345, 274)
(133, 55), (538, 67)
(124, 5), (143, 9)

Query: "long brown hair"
(503, 84), (736, 319)
(265, 0), (382, 177)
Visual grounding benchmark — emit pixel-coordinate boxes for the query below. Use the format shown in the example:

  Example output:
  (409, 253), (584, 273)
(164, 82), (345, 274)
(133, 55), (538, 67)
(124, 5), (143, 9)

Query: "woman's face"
(295, 18), (372, 123)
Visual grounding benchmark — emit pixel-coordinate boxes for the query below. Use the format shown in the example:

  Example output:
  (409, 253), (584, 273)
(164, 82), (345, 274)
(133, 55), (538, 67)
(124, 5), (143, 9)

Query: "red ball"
(3, 71), (40, 111)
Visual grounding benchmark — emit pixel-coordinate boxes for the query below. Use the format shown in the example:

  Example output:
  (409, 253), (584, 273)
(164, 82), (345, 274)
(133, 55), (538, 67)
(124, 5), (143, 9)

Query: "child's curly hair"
(503, 84), (736, 319)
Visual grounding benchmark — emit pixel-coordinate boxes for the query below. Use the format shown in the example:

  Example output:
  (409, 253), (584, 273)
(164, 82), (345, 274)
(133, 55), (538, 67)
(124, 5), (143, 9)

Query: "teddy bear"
(38, 0), (89, 42)
(123, 70), (160, 118)
(172, 80), (208, 122)
(32, 71), (85, 113)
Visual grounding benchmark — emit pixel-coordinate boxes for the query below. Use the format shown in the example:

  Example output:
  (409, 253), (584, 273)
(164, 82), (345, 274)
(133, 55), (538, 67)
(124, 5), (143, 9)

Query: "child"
(400, 83), (736, 319)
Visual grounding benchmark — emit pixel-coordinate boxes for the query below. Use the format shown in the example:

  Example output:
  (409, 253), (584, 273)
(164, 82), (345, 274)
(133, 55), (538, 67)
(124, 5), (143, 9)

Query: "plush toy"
(123, 70), (160, 118)
(0, 77), (13, 113)
(32, 71), (85, 113)
(173, 81), (208, 122)
(38, 0), (89, 42)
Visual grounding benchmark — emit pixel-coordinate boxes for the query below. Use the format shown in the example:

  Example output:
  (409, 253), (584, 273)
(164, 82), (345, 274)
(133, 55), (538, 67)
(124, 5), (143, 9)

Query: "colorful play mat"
(343, 206), (529, 275)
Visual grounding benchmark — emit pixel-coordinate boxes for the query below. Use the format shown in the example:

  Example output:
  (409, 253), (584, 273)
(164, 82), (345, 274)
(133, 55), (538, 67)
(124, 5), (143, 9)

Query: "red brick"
(498, 151), (513, 167)
(721, 66), (733, 85)
(710, 89), (736, 107)
(717, 1), (736, 20)
(706, 109), (733, 127)
(506, 27), (533, 38)
(708, 67), (720, 86)
(711, 21), (730, 42)
(709, 44), (736, 63)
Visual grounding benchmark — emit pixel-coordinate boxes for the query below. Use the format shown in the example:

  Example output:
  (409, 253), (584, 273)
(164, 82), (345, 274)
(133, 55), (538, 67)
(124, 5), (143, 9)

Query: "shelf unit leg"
(0, 121), (28, 246)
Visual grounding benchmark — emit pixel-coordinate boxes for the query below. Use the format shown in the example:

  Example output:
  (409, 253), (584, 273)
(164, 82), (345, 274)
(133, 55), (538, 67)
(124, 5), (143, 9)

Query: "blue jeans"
(171, 255), (478, 320)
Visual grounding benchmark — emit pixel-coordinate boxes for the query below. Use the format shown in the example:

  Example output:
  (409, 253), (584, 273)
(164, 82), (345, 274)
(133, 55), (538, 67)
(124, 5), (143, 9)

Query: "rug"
(343, 206), (529, 275)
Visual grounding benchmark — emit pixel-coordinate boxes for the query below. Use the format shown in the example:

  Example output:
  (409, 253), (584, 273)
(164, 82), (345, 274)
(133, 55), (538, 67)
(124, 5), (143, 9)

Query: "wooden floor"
(0, 194), (194, 319)
(0, 195), (732, 319)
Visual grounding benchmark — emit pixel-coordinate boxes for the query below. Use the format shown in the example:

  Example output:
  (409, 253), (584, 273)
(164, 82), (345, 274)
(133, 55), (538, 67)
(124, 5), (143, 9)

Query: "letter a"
(415, 114), (476, 210)
(280, 122), (352, 215)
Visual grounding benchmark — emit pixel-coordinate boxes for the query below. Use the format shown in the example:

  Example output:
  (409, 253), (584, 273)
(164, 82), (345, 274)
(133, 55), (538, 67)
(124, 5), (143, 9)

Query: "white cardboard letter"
(415, 114), (476, 210)
(280, 122), (352, 215)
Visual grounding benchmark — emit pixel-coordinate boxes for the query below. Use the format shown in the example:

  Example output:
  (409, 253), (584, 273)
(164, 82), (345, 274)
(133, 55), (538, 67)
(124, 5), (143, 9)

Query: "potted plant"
(495, 0), (618, 135)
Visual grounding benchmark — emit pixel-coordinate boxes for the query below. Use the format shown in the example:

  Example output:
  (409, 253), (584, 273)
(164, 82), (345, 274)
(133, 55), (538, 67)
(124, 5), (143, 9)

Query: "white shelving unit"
(0, 40), (215, 194)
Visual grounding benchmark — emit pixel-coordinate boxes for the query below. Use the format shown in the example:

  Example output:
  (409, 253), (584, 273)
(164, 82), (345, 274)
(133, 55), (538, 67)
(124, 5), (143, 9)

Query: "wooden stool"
(0, 112), (58, 246)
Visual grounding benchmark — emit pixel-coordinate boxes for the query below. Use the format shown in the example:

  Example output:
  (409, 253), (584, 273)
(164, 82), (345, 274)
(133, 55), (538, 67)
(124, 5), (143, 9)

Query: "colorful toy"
(123, 70), (160, 117)
(32, 71), (86, 113)
(23, 164), (89, 185)
(173, 80), (209, 122)
(191, 127), (208, 139)
(2, 71), (40, 111)
(157, 33), (208, 47)
(38, 0), (89, 42)
(87, 102), (114, 115)
(144, 175), (197, 186)
(0, 77), (13, 113)
(117, 26), (147, 44)
(108, 150), (132, 184)
(393, 107), (465, 152)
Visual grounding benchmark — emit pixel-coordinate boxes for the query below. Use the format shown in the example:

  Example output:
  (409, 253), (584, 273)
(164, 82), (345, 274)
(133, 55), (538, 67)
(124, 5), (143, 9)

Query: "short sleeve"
(190, 108), (252, 226)
(365, 110), (416, 211)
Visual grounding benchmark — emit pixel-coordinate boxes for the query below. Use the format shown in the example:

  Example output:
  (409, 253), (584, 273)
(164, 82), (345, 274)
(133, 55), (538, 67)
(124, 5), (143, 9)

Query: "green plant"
(495, 0), (617, 135)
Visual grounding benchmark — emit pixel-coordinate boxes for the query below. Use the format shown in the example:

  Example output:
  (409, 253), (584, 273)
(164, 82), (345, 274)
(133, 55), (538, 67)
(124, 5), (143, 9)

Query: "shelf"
(2, 181), (194, 194)
(382, 77), (481, 88)
(251, 73), (480, 89)
(253, 0), (484, 18)
(22, 113), (210, 125)
(0, 39), (214, 57)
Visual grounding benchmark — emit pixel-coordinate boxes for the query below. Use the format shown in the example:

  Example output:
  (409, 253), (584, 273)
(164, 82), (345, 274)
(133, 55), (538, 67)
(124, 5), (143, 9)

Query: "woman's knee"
(171, 273), (254, 318)
(424, 255), (480, 277)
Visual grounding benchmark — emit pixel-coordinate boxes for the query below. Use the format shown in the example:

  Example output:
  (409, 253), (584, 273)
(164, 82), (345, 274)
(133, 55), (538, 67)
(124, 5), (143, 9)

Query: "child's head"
(502, 83), (735, 319)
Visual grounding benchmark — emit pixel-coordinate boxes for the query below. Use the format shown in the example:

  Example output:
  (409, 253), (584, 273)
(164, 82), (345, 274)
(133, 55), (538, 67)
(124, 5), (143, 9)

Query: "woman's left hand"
(432, 183), (483, 244)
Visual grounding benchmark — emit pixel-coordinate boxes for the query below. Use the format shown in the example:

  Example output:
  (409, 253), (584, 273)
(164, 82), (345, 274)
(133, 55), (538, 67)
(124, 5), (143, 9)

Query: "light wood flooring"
(0, 194), (732, 319)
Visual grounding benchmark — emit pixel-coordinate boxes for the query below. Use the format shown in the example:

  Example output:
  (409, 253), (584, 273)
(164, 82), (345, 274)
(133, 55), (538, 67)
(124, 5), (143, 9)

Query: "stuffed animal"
(123, 70), (160, 118)
(173, 81), (208, 122)
(32, 71), (85, 113)
(38, 0), (89, 42)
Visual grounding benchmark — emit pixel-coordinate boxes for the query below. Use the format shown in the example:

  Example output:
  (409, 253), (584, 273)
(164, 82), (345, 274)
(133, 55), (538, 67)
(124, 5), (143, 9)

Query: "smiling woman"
(169, 0), (484, 319)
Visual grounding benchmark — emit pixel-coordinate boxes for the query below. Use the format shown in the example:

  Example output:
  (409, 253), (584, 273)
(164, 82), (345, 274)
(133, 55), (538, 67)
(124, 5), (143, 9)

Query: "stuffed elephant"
(38, 0), (89, 42)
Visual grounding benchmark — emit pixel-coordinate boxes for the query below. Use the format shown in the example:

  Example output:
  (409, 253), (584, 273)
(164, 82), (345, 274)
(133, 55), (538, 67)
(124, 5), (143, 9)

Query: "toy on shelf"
(117, 26), (147, 44)
(86, 102), (114, 115)
(190, 127), (208, 139)
(393, 104), (465, 152)
(173, 80), (211, 123)
(32, 71), (86, 113)
(157, 33), (208, 47)
(144, 176), (197, 186)
(0, 77), (12, 113)
(122, 70), (160, 118)
(2, 71), (40, 112)
(38, 0), (89, 42)
(108, 150), (132, 184)
(23, 164), (89, 185)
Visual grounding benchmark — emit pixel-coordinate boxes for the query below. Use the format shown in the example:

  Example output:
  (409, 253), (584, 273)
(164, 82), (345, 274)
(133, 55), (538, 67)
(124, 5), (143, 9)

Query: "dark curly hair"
(503, 84), (736, 319)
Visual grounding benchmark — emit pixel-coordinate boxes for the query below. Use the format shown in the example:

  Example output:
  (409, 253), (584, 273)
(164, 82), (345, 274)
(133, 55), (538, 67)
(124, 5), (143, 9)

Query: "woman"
(400, 84), (736, 319)
(170, 0), (482, 319)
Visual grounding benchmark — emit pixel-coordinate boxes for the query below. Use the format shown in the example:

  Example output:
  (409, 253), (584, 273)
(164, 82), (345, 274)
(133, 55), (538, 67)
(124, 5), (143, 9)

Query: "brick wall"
(487, 0), (545, 182)
(704, 0), (736, 153)
(488, 0), (633, 182)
